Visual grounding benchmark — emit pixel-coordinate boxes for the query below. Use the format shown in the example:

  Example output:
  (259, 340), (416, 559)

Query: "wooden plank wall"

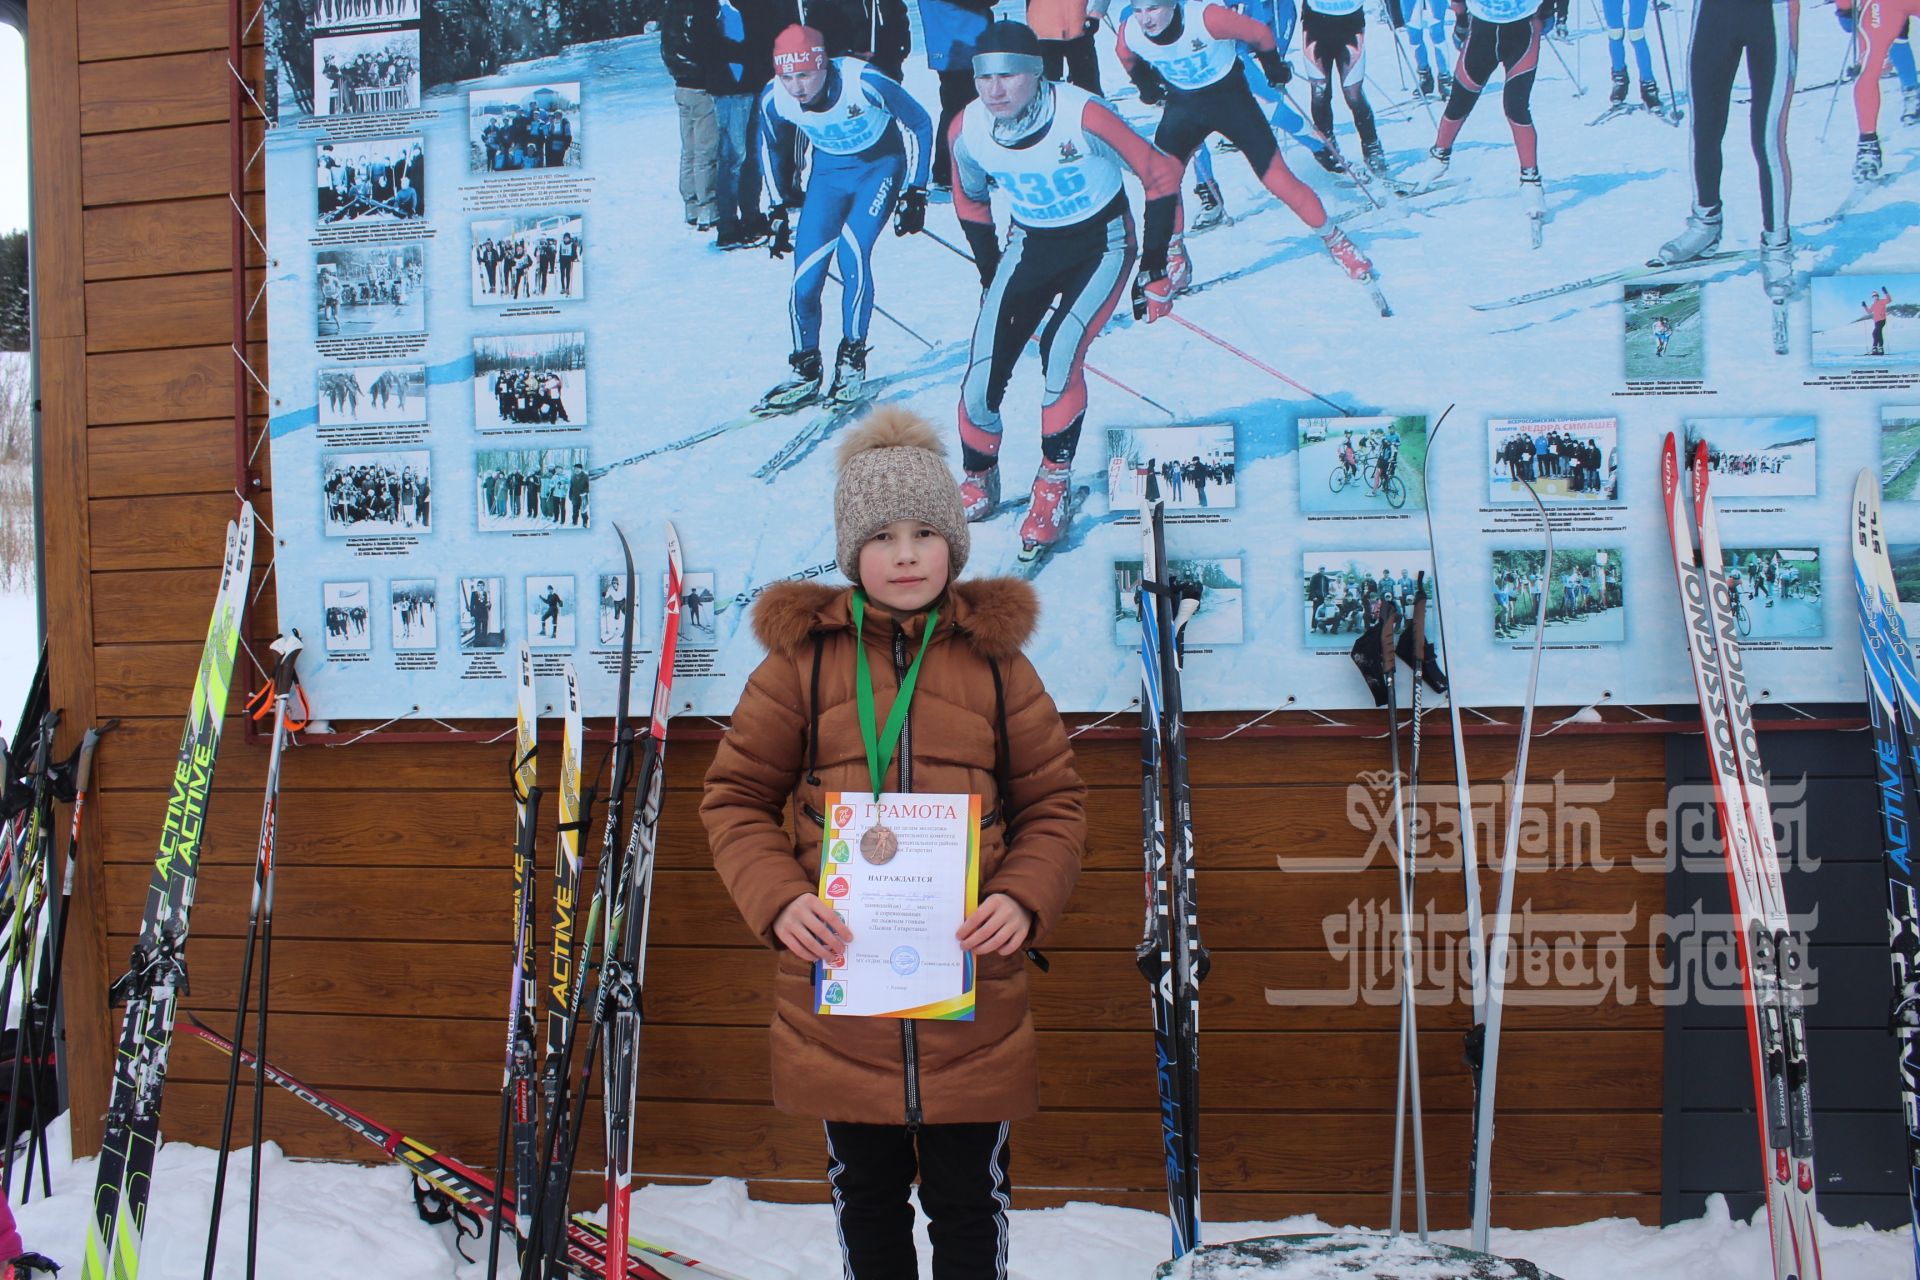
(32, 0), (1668, 1230)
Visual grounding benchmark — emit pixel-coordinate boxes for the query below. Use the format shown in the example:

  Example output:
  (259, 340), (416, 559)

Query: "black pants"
(1157, 64), (1284, 173)
(1302, 6), (1381, 148)
(824, 1120), (1012, 1280)
(1042, 31), (1103, 93)
(1685, 0), (1795, 230)
(933, 67), (979, 187)
(1439, 14), (1541, 167)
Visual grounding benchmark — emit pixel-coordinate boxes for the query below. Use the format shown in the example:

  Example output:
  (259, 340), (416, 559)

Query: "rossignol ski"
(1468, 474), (1550, 1252)
(603, 522), (685, 1280)
(1849, 471), (1920, 1271)
(85, 504), (255, 1280)
(1665, 434), (1821, 1280)
(203, 632), (307, 1280)
(1133, 469), (1208, 1260)
(489, 645), (545, 1277)
(521, 527), (641, 1280)
(175, 1016), (753, 1280)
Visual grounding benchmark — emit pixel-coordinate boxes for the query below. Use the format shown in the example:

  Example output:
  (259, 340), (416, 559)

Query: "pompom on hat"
(834, 407), (970, 585)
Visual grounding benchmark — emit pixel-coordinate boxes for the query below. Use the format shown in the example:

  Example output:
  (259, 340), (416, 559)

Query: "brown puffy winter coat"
(700, 576), (1086, 1125)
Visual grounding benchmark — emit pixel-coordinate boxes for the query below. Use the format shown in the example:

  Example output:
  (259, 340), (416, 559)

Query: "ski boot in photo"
(961, 465), (1001, 522)
(1412, 144), (1450, 191)
(1364, 138), (1391, 179)
(1856, 133), (1884, 181)
(1610, 67), (1629, 104)
(1438, 68), (1455, 99)
(1311, 143), (1347, 175)
(1321, 222), (1374, 281)
(1417, 63), (1436, 98)
(829, 338), (869, 404)
(1017, 461), (1075, 561)
(1654, 203), (1723, 264)
(755, 348), (822, 413)
(1641, 77), (1664, 114)
(1191, 177), (1231, 231)
(1761, 228), (1794, 303)
(1520, 166), (1547, 239)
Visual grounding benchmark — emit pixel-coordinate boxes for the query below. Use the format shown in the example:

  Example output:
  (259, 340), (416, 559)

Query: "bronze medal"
(860, 823), (899, 866)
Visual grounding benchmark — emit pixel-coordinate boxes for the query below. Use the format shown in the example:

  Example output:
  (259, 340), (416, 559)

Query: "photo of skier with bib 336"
(702, 407), (1086, 1280)
(949, 21), (1189, 565)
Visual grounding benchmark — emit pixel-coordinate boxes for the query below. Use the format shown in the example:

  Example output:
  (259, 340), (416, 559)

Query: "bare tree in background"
(0, 355), (31, 591)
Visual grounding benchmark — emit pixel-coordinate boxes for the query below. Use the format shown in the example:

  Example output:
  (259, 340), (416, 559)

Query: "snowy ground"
(0, 588), (34, 739)
(5, 1119), (1908, 1279)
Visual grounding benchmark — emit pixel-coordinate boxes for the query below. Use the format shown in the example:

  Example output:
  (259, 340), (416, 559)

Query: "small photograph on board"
(598, 572), (632, 645)
(317, 363), (425, 426)
(458, 576), (508, 652)
(474, 447), (591, 532)
(322, 450), (431, 536)
(470, 83), (581, 173)
(310, 0), (422, 30)
(472, 213), (587, 303)
(322, 581), (372, 653)
(1113, 558), (1246, 647)
(526, 574), (578, 648)
(1624, 282), (1703, 380)
(1298, 415), (1428, 514)
(1104, 423), (1238, 511)
(1880, 407), (1920, 500)
(473, 332), (586, 430)
(389, 578), (437, 650)
(1681, 416), (1818, 498)
(313, 28), (420, 117)
(1890, 544), (1920, 634)
(316, 244), (426, 338)
(316, 137), (425, 226)
(677, 572), (720, 649)
(1719, 547), (1823, 640)
(1487, 418), (1619, 503)
(1812, 274), (1920, 366)
(1301, 551), (1437, 650)
(1491, 548), (1625, 644)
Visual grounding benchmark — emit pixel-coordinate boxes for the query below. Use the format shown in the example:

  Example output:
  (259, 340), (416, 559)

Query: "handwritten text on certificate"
(814, 792), (981, 1020)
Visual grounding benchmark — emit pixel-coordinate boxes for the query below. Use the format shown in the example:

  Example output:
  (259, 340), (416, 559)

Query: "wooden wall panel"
(30, 0), (1676, 1234)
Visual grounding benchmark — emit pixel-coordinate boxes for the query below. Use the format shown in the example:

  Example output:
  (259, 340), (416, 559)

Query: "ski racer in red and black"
(950, 20), (1184, 558)
(1294, 0), (1389, 174)
(1412, 0), (1546, 223)
(1117, 0), (1380, 276)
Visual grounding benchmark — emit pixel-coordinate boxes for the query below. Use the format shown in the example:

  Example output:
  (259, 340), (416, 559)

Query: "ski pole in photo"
(203, 632), (307, 1280)
(1469, 470), (1549, 1252)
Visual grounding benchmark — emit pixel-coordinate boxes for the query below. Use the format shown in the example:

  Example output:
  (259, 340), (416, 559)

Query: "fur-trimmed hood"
(751, 577), (1039, 662)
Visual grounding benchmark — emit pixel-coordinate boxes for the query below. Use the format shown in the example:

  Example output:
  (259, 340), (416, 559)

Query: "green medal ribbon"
(850, 589), (939, 802)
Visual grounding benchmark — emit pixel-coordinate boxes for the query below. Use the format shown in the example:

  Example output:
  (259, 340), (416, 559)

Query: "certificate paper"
(814, 791), (981, 1020)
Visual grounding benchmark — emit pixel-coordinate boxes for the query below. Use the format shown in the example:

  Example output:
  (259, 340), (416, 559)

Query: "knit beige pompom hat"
(834, 406), (970, 585)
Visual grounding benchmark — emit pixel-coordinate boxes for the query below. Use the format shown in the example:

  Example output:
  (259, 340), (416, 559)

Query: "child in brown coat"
(701, 406), (1087, 1278)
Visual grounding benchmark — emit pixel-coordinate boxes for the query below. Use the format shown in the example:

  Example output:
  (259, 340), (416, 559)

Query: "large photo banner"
(263, 0), (1916, 719)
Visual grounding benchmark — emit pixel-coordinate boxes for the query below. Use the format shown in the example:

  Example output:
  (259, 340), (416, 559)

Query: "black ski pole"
(203, 633), (306, 1280)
